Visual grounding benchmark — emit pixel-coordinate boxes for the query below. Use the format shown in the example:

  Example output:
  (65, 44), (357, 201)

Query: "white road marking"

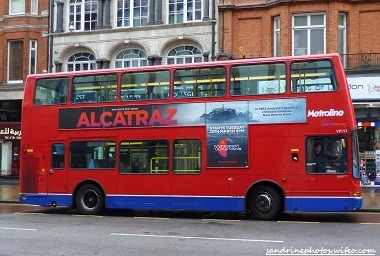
(110, 233), (284, 243)
(0, 227), (36, 231)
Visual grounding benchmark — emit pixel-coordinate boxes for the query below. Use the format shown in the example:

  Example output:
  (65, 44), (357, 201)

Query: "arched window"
(67, 52), (97, 71)
(166, 45), (203, 64)
(115, 49), (148, 68)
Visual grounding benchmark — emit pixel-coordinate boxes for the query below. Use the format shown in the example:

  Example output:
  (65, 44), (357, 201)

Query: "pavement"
(1, 177), (380, 210)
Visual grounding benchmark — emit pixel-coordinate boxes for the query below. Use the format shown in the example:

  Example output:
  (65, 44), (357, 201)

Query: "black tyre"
(249, 186), (282, 221)
(75, 184), (104, 215)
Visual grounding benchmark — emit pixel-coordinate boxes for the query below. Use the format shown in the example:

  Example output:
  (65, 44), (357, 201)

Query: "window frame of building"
(292, 13), (326, 56)
(29, 40), (37, 75)
(8, 40), (24, 83)
(116, 0), (148, 27)
(31, 0), (38, 14)
(274, 16), (280, 57)
(168, 0), (202, 24)
(67, 52), (97, 72)
(338, 13), (347, 67)
(114, 49), (148, 68)
(166, 45), (203, 65)
(9, 0), (25, 15)
(69, 0), (98, 31)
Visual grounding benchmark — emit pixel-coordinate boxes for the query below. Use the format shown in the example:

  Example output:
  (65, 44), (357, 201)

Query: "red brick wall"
(0, 1), (49, 85)
(219, 0), (380, 59)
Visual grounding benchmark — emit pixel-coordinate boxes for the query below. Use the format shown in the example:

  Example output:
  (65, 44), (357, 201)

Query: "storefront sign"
(347, 74), (380, 100)
(0, 123), (21, 140)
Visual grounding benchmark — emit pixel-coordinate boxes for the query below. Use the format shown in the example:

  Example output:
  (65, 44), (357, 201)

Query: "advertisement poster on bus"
(205, 102), (249, 168)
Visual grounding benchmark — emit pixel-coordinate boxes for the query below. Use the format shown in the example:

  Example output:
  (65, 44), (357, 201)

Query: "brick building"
(0, 0), (49, 176)
(218, 0), (380, 184)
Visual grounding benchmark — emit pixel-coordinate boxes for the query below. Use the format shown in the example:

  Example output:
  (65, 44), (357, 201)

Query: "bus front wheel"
(249, 186), (282, 221)
(75, 184), (104, 215)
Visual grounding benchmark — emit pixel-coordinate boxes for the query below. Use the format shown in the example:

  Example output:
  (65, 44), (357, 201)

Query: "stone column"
(54, 61), (63, 72)
(97, 0), (104, 29)
(103, 0), (111, 29)
(147, 0), (155, 25)
(155, 0), (163, 24)
(102, 59), (110, 69)
(55, 1), (64, 32)
(154, 56), (162, 65)
(202, 0), (210, 21)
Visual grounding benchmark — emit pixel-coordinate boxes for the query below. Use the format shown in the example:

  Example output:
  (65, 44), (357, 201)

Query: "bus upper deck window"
(230, 63), (286, 96)
(34, 78), (69, 106)
(121, 70), (170, 101)
(72, 74), (117, 103)
(291, 60), (337, 93)
(173, 67), (226, 98)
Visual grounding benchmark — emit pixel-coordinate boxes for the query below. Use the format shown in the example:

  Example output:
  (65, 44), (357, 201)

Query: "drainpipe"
(48, 0), (55, 73)
(211, 0), (216, 61)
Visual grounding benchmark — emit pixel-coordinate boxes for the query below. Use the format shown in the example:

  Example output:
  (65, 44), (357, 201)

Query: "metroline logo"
(307, 109), (344, 118)
(214, 138), (242, 157)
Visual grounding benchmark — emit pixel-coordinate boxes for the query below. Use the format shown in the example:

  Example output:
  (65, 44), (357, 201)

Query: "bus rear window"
(174, 67), (226, 98)
(230, 63), (286, 95)
(291, 60), (337, 93)
(34, 77), (68, 105)
(72, 74), (117, 103)
(121, 70), (170, 100)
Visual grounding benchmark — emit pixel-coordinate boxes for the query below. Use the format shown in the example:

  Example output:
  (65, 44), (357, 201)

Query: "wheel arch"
(72, 180), (106, 209)
(245, 180), (285, 213)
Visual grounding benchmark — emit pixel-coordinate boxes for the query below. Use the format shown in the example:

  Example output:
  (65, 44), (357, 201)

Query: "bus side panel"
(19, 157), (49, 206)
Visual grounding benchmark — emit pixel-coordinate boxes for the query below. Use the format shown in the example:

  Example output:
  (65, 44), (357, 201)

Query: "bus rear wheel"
(249, 186), (282, 221)
(75, 184), (104, 215)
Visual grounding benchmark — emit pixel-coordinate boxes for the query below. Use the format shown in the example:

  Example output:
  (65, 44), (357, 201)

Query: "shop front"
(0, 122), (21, 177)
(347, 74), (380, 186)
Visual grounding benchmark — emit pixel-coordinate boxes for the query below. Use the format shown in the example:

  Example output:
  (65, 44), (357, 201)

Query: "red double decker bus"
(19, 53), (362, 220)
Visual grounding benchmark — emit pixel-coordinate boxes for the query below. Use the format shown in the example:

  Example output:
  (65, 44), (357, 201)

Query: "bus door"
(48, 142), (67, 194)
(170, 139), (230, 211)
(20, 144), (44, 194)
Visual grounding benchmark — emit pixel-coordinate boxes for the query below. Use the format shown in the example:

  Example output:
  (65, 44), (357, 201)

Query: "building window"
(31, 0), (38, 14)
(338, 13), (347, 66)
(67, 52), (97, 71)
(10, 0), (25, 14)
(30, 40), (37, 75)
(69, 0), (97, 31)
(117, 0), (148, 27)
(274, 16), (280, 57)
(168, 0), (202, 24)
(8, 40), (24, 83)
(115, 49), (148, 68)
(166, 45), (203, 64)
(293, 13), (325, 56)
